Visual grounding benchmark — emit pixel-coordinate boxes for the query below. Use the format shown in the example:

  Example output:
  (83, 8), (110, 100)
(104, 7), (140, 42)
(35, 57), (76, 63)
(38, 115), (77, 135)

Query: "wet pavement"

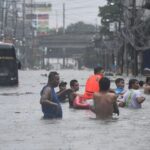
(0, 70), (150, 150)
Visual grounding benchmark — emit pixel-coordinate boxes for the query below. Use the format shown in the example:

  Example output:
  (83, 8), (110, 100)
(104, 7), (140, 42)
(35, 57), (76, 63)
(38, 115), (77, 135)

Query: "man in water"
(83, 66), (104, 99)
(57, 81), (69, 103)
(90, 77), (119, 119)
(119, 79), (145, 108)
(40, 71), (62, 119)
(68, 79), (80, 108)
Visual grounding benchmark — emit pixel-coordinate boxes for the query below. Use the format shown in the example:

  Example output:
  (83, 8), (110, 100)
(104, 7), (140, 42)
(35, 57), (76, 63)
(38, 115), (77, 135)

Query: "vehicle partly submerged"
(0, 42), (20, 86)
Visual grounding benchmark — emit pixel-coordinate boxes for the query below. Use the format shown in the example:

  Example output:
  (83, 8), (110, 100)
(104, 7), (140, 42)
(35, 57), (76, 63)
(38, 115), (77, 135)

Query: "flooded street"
(0, 70), (150, 150)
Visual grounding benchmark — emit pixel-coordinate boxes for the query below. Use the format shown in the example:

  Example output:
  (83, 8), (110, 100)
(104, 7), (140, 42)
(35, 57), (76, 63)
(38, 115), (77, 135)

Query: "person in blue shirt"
(115, 78), (126, 102)
(40, 71), (62, 119)
(115, 78), (125, 94)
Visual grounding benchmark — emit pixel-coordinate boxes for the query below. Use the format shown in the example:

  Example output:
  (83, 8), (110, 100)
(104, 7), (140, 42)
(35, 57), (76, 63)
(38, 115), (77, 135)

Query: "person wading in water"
(40, 71), (62, 119)
(90, 77), (119, 119)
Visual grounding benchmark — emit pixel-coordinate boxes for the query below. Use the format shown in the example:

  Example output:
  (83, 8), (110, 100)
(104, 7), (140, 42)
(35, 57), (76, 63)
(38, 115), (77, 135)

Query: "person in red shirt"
(83, 66), (104, 99)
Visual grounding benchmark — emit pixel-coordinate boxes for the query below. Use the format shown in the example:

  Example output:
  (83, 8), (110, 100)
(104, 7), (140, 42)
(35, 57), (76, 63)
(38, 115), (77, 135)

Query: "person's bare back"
(93, 92), (117, 119)
(90, 77), (119, 119)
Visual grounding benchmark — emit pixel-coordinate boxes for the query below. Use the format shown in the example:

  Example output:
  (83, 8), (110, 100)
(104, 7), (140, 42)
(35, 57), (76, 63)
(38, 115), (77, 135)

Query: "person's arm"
(137, 96), (145, 104)
(68, 90), (76, 107)
(118, 93), (126, 107)
(89, 105), (96, 114)
(89, 94), (96, 114)
(135, 91), (145, 104)
(112, 95), (119, 115)
(57, 89), (68, 97)
(118, 101), (125, 107)
(40, 87), (58, 107)
(109, 88), (115, 93)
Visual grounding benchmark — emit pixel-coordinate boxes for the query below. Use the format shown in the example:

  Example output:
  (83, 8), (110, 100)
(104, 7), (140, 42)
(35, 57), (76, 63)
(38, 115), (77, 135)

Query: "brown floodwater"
(0, 70), (149, 150)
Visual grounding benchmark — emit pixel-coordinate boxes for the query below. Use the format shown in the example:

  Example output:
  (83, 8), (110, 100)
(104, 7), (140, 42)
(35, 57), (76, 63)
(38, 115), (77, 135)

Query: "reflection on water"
(0, 70), (150, 150)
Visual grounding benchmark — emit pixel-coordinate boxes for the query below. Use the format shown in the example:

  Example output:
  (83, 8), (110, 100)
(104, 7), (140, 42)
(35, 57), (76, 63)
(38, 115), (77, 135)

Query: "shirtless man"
(40, 71), (62, 119)
(68, 79), (80, 108)
(90, 77), (119, 119)
(57, 81), (69, 103)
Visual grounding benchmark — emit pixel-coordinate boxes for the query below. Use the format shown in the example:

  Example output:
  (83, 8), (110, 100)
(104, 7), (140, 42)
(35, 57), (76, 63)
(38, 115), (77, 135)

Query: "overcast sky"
(35, 0), (106, 28)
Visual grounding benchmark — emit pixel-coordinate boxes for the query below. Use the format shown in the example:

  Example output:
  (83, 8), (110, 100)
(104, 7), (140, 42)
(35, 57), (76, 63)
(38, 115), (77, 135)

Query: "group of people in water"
(40, 66), (150, 119)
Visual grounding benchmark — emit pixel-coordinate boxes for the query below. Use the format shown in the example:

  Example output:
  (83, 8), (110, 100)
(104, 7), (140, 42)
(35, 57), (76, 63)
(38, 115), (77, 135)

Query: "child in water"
(115, 78), (125, 94)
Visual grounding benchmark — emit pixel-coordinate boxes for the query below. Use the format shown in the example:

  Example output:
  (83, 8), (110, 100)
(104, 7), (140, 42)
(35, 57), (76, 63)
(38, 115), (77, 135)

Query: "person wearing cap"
(57, 81), (69, 103)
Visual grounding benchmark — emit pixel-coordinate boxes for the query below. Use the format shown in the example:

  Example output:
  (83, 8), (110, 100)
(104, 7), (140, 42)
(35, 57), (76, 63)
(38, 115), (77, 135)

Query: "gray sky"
(36, 0), (106, 28)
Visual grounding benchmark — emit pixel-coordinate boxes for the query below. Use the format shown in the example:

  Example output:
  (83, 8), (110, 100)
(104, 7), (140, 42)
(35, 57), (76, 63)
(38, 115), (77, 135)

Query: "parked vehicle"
(0, 42), (20, 86)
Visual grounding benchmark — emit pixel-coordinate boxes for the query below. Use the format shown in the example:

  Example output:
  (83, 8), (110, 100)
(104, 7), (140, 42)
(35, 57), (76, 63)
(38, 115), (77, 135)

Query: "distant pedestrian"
(40, 71), (62, 119)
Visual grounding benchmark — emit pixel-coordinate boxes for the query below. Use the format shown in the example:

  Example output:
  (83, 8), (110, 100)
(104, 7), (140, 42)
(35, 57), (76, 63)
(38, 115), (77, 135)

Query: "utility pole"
(63, 3), (65, 34)
(0, 0), (4, 39)
(1, 0), (6, 41)
(131, 0), (137, 76)
(62, 2), (66, 68)
(4, 0), (8, 41)
(30, 0), (34, 68)
(12, 0), (17, 44)
(55, 10), (58, 33)
(22, 0), (27, 68)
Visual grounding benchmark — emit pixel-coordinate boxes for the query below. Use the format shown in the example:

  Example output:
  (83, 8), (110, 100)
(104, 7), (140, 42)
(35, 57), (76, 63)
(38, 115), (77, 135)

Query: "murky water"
(0, 70), (150, 150)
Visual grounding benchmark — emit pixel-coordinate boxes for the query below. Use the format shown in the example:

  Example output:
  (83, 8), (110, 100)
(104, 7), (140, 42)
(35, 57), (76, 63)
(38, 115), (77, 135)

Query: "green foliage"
(48, 22), (96, 34)
(98, 0), (123, 36)
(65, 21), (96, 33)
(99, 5), (122, 24)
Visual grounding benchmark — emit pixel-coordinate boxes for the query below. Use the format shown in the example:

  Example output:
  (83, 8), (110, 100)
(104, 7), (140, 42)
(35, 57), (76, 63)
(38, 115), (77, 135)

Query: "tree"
(98, 0), (123, 36)
(48, 22), (96, 34)
(65, 21), (96, 34)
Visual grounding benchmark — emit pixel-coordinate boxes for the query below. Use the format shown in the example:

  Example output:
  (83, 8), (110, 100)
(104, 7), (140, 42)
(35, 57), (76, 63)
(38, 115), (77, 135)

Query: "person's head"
(146, 77), (150, 85)
(70, 79), (79, 91)
(128, 79), (139, 89)
(94, 66), (104, 74)
(115, 78), (125, 88)
(139, 80), (144, 87)
(48, 71), (60, 87)
(59, 81), (67, 90)
(99, 77), (110, 92)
